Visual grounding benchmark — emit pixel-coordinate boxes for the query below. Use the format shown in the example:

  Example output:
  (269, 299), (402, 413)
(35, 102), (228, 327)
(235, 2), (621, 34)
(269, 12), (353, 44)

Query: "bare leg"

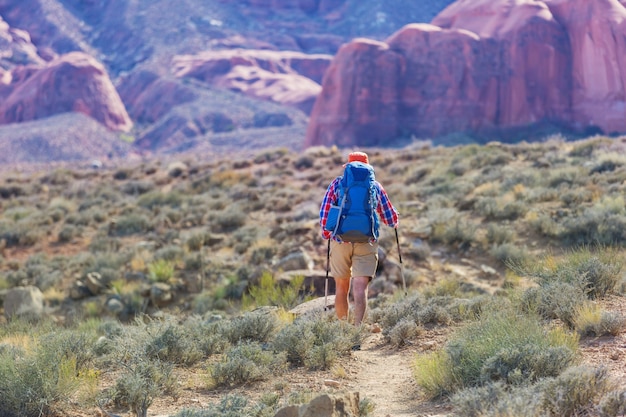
(351, 276), (370, 326)
(334, 277), (351, 321)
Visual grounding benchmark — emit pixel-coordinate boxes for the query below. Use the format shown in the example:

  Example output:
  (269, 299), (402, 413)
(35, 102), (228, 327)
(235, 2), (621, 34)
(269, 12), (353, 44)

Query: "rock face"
(117, 70), (197, 124)
(173, 49), (332, 114)
(0, 15), (43, 68)
(0, 52), (133, 131)
(305, 0), (626, 147)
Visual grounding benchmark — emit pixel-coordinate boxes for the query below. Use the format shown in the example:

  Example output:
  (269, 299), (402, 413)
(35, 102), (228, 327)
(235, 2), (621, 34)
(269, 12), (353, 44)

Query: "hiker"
(319, 151), (399, 327)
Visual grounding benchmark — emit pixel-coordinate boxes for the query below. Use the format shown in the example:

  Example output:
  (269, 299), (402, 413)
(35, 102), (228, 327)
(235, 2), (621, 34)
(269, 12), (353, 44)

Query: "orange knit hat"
(347, 151), (369, 165)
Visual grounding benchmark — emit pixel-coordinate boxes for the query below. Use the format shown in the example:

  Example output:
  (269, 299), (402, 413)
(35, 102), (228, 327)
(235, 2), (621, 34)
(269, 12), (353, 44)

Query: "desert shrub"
(58, 224), (80, 243)
(511, 246), (624, 300)
(520, 283), (587, 327)
(154, 244), (185, 262)
(172, 395), (250, 417)
(103, 317), (180, 417)
(560, 188), (594, 207)
(243, 272), (307, 310)
(547, 166), (583, 187)
(475, 196), (528, 221)
(489, 243), (530, 265)
(414, 305), (579, 398)
(110, 359), (175, 417)
(127, 317), (205, 366)
(388, 318), (422, 348)
(573, 302), (625, 337)
(452, 382), (543, 417)
(446, 295), (491, 322)
(121, 180), (155, 195)
(212, 206), (246, 232)
(480, 344), (574, 385)
(186, 317), (229, 356)
(137, 191), (184, 209)
(527, 211), (560, 237)
(448, 308), (578, 386)
(598, 390), (626, 417)
(0, 219), (41, 247)
(209, 342), (286, 388)
(186, 231), (212, 251)
(540, 366), (613, 416)
(249, 246), (277, 265)
(413, 349), (460, 399)
(64, 211), (93, 226)
(369, 293), (424, 331)
(111, 213), (152, 236)
(558, 197), (626, 246)
(272, 315), (359, 370)
(430, 214), (479, 249)
(147, 259), (175, 283)
(485, 223), (515, 245)
(224, 310), (279, 344)
(0, 326), (98, 417)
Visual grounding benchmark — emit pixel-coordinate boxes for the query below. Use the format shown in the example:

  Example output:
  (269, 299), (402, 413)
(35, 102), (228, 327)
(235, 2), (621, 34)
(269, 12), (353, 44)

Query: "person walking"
(319, 151), (399, 327)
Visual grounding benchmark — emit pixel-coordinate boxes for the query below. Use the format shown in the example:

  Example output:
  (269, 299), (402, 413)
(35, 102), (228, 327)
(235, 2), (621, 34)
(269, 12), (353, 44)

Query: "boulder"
(274, 248), (314, 271)
(85, 271), (105, 295)
(150, 282), (174, 308)
(4, 286), (44, 319)
(278, 269), (335, 296)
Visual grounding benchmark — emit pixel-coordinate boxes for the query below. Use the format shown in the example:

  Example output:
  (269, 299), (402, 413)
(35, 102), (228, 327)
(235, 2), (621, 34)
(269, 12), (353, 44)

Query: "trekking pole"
(395, 228), (407, 296)
(324, 238), (331, 311)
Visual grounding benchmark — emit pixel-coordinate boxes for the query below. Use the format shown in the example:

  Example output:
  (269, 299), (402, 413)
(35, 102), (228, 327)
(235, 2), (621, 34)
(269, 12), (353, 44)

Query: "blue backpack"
(324, 161), (380, 242)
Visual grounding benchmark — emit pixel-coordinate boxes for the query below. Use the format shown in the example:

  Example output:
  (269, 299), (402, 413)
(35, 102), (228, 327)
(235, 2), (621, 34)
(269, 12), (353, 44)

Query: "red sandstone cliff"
(305, 0), (626, 147)
(0, 52), (132, 132)
(173, 49), (332, 114)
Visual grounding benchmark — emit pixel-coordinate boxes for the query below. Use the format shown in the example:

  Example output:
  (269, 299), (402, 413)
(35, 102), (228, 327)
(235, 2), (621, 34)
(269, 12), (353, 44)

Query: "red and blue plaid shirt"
(319, 176), (399, 241)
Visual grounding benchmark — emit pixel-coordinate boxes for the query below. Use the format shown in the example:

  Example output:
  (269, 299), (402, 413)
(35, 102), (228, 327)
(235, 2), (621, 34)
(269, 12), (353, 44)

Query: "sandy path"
(352, 333), (426, 417)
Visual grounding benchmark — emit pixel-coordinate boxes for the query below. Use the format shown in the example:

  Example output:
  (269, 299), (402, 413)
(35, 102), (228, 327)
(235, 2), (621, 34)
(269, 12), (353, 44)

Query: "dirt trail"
(352, 333), (449, 417)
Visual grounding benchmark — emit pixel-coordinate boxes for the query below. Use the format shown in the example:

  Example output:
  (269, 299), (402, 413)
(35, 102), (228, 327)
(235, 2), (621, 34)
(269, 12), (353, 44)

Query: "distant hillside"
(0, 0), (455, 164)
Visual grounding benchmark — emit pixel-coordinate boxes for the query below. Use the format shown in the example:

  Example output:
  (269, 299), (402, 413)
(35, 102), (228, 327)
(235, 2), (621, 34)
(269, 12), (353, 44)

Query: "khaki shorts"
(330, 240), (379, 280)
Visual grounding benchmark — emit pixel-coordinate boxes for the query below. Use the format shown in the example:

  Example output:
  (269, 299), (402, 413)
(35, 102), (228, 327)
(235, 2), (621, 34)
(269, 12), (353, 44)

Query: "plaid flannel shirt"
(319, 176), (399, 242)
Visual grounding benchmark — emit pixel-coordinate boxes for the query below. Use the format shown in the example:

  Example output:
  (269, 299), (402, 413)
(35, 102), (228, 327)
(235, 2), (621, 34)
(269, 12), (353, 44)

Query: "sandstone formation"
(117, 70), (198, 124)
(305, 0), (626, 147)
(173, 49), (332, 114)
(0, 15), (43, 68)
(0, 51), (132, 131)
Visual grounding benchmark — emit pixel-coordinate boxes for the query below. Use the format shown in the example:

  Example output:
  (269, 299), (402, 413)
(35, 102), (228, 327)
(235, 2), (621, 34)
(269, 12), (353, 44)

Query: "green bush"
(0, 327), (97, 417)
(519, 246), (624, 299)
(103, 317), (180, 417)
(452, 382), (543, 417)
(209, 342), (286, 388)
(598, 390), (626, 417)
(172, 395), (250, 417)
(243, 272), (307, 310)
(147, 259), (175, 283)
(272, 316), (359, 370)
(225, 310), (279, 344)
(413, 305), (579, 398)
(137, 191), (183, 209)
(540, 366), (612, 416)
(111, 213), (153, 236)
